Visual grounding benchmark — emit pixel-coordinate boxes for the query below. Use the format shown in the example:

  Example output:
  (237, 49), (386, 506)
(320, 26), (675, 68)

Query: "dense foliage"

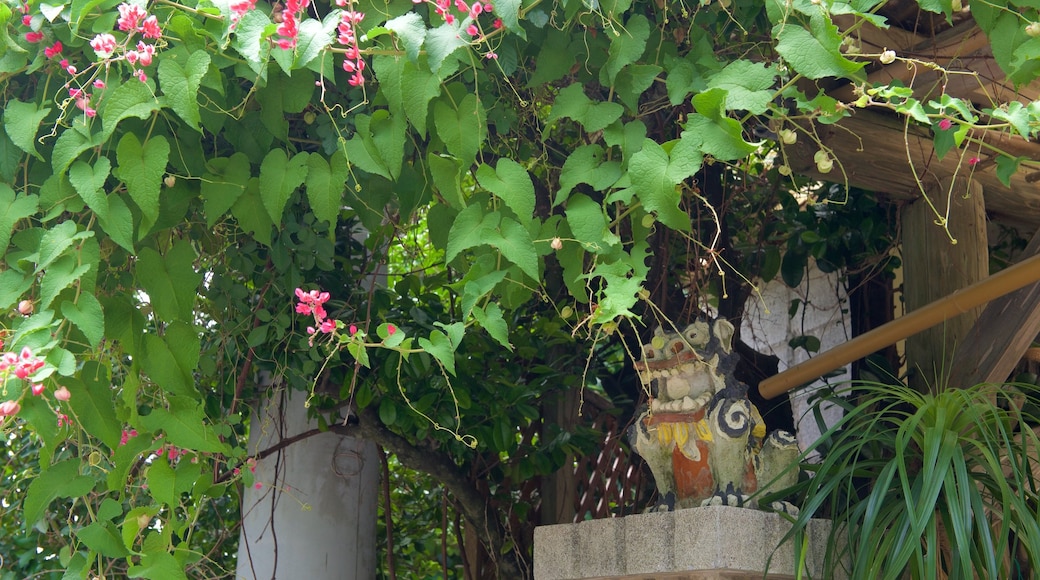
(2, 0), (1040, 576)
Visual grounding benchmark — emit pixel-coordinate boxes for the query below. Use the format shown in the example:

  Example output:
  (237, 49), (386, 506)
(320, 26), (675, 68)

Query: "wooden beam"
(947, 230), (1040, 387)
(785, 109), (1040, 226)
(902, 175), (988, 390)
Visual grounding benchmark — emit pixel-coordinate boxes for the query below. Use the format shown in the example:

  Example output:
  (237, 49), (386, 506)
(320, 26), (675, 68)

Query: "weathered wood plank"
(902, 176), (988, 390)
(948, 230), (1040, 388)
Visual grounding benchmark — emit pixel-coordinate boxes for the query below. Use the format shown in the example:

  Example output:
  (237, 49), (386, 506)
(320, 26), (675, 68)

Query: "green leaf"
(547, 84), (624, 133)
(707, 61), (778, 114)
(476, 159), (535, 220)
(428, 153), (466, 209)
(773, 14), (866, 80)
(39, 255), (92, 310)
(494, 0), (523, 37)
(379, 397), (397, 426)
(473, 303), (512, 350)
(52, 126), (104, 176)
(127, 550), (189, 580)
(601, 14), (649, 84)
(23, 458), (94, 525)
(434, 93), (486, 167)
(62, 293), (105, 347)
(100, 79), (161, 141)
(294, 18), (332, 70)
(556, 145), (622, 206)
(493, 217), (539, 279)
(682, 111), (759, 161)
(98, 194), (135, 253)
(259, 149), (309, 222)
(141, 322), (201, 398)
(568, 193), (619, 253)
(233, 178), (275, 245)
(304, 153), (348, 225)
(629, 139), (700, 231)
(232, 9), (273, 75)
(158, 50), (211, 132)
(69, 157), (112, 220)
(781, 250), (807, 288)
(368, 109), (406, 180)
(136, 241), (203, 323)
(418, 329), (457, 375)
(201, 153), (251, 225)
(140, 396), (228, 453)
(147, 457), (177, 507)
(77, 522), (130, 558)
(0, 184), (38, 255)
(385, 12), (425, 62)
(995, 155), (1022, 188)
(0, 269), (34, 311)
(426, 22), (468, 72)
(3, 99), (50, 160)
(116, 133), (169, 231)
(67, 361), (122, 448)
(990, 101), (1033, 139)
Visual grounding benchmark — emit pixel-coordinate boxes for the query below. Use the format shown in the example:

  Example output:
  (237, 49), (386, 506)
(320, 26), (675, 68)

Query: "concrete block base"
(534, 506), (839, 580)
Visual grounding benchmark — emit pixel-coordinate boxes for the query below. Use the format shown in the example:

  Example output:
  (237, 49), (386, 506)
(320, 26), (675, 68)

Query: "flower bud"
(1027, 22), (1040, 38)
(880, 49), (896, 65)
(550, 237), (563, 251)
(18, 300), (33, 315)
(779, 129), (797, 145)
(54, 386), (71, 401)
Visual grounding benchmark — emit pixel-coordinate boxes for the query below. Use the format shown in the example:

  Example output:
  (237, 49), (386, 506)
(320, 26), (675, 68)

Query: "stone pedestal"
(534, 506), (840, 579)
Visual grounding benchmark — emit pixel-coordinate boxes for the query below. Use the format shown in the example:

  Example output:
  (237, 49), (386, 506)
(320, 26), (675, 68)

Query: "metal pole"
(759, 252), (1040, 399)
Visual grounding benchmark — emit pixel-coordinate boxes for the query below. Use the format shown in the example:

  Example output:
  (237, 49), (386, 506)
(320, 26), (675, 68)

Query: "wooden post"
(901, 176), (987, 390)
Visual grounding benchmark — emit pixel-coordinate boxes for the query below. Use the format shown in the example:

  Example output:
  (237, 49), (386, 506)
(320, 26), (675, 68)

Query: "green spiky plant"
(773, 381), (1040, 579)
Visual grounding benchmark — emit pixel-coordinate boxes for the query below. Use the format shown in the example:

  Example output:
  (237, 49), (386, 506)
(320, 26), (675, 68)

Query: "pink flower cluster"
(295, 288), (336, 338)
(274, 0), (310, 50)
(89, 3), (161, 83)
(1, 346), (45, 380)
(335, 5), (366, 86)
(119, 428), (139, 446)
(229, 0), (257, 29)
(0, 345), (69, 423)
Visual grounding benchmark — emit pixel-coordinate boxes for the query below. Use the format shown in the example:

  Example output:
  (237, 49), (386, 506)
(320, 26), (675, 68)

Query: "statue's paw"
(769, 500), (799, 517)
(700, 490), (747, 508)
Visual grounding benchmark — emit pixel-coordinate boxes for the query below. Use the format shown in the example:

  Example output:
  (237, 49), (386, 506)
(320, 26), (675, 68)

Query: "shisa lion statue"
(629, 319), (800, 513)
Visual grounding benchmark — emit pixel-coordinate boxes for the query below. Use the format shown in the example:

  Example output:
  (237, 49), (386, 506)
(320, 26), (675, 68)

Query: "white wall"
(741, 261), (851, 455)
(236, 387), (379, 579)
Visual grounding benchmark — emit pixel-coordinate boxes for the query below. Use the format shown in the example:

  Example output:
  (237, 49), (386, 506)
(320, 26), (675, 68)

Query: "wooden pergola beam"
(785, 109), (1040, 226)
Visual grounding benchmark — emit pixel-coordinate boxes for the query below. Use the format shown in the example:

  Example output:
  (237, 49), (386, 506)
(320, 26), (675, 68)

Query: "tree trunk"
(236, 387), (380, 580)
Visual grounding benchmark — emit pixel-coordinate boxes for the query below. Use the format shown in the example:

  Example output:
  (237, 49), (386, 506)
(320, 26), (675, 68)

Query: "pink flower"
(141, 15), (161, 39)
(22, 14), (32, 26)
(26, 31), (44, 43)
(54, 386), (71, 401)
(938, 118), (952, 131)
(455, 0), (469, 12)
(968, 156), (980, 166)
(387, 324), (396, 335)
(444, 13), (455, 24)
(485, 51), (498, 59)
(470, 3), (482, 17)
(118, 3), (147, 32)
(233, 467), (241, 476)
(137, 69), (147, 83)
(296, 302), (313, 315)
(466, 24), (479, 36)
(319, 319), (336, 333)
(484, 2), (492, 11)
(349, 324), (358, 336)
(254, 481), (263, 489)
(44, 41), (62, 58)
(93, 79), (106, 89)
(31, 383), (45, 396)
(492, 18), (502, 28)
(119, 428), (138, 445)
(137, 42), (155, 66)
(56, 413), (71, 428)
(0, 400), (21, 417)
(90, 33), (118, 58)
